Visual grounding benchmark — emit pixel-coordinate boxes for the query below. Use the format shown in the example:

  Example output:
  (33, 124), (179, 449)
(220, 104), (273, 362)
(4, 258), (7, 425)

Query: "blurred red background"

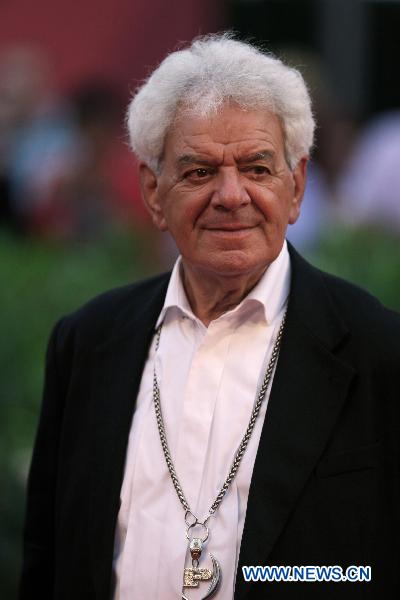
(0, 0), (221, 93)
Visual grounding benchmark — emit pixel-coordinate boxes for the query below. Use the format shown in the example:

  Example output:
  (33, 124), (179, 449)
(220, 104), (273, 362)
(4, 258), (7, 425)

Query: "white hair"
(127, 33), (315, 172)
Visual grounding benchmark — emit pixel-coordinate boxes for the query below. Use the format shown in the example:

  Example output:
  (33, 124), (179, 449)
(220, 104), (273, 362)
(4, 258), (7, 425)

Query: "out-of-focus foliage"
(308, 226), (400, 312)
(0, 226), (160, 597)
(0, 224), (399, 596)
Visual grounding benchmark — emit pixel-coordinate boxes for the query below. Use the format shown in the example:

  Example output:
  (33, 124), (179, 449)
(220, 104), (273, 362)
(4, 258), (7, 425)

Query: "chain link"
(153, 310), (287, 522)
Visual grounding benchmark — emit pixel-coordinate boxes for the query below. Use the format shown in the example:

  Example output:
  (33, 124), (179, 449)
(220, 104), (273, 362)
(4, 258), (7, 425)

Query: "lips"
(203, 225), (258, 241)
(204, 224), (257, 231)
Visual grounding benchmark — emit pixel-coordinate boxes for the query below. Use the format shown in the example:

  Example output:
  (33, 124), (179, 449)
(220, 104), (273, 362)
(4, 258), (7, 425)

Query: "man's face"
(141, 104), (307, 279)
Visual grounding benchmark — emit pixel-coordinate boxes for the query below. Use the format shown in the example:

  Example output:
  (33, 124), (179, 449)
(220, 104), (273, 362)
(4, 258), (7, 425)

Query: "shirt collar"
(156, 240), (291, 327)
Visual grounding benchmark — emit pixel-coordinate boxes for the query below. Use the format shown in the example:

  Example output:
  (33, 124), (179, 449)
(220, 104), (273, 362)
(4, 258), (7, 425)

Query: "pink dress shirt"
(113, 241), (290, 599)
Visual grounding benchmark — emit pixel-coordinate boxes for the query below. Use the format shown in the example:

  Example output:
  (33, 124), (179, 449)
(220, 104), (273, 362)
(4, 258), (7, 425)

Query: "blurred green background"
(1, 223), (399, 597)
(0, 226), (161, 597)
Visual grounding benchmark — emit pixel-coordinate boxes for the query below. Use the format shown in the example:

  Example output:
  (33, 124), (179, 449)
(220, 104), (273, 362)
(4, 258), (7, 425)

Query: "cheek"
(251, 187), (289, 221)
(166, 190), (209, 229)
(163, 201), (197, 243)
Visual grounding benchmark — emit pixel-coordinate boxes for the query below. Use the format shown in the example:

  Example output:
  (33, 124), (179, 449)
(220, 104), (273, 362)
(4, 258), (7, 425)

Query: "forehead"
(163, 104), (285, 163)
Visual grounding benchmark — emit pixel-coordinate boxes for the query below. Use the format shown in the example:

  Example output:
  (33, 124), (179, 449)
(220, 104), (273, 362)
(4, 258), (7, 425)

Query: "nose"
(210, 168), (251, 211)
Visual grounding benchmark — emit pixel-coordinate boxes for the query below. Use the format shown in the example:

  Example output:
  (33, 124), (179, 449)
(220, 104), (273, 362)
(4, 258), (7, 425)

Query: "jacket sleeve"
(19, 317), (70, 599)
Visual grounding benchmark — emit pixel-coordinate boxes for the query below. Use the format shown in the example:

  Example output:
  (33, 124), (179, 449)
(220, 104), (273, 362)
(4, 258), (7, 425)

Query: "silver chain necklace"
(153, 311), (286, 599)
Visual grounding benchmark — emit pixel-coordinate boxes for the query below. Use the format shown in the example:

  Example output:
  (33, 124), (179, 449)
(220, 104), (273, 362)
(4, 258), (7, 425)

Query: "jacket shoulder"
(289, 243), (400, 339)
(54, 271), (170, 351)
(319, 269), (400, 327)
(317, 268), (400, 364)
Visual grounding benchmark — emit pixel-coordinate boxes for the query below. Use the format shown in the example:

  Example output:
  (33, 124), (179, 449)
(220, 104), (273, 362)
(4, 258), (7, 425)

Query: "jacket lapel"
(88, 274), (170, 599)
(234, 247), (355, 599)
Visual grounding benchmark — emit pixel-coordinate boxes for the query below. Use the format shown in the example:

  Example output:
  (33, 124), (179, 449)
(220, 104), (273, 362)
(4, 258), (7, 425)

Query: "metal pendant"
(182, 537), (221, 600)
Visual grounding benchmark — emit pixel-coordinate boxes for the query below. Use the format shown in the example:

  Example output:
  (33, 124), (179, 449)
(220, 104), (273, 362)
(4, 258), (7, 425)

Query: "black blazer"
(20, 244), (400, 599)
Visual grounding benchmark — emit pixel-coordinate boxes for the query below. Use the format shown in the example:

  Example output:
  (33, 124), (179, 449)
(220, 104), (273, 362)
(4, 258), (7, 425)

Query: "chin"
(196, 251), (272, 278)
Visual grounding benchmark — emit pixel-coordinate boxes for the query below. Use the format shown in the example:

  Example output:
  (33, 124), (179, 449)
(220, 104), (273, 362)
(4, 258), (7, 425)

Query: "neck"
(180, 262), (267, 327)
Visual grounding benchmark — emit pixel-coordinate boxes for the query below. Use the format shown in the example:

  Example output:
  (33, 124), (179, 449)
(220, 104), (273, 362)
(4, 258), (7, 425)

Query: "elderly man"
(20, 35), (399, 600)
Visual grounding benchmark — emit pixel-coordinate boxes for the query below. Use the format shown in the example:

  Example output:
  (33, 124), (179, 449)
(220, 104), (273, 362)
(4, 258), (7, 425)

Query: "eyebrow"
(237, 150), (275, 164)
(176, 150), (276, 168)
(177, 154), (217, 167)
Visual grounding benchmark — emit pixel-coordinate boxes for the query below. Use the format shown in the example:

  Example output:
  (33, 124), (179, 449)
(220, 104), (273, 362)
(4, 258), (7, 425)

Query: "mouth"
(204, 224), (258, 236)
(205, 223), (257, 231)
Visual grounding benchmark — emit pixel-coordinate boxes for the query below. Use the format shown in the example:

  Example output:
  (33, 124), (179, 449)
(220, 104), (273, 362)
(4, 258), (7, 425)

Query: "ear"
(139, 162), (168, 231)
(288, 156), (308, 225)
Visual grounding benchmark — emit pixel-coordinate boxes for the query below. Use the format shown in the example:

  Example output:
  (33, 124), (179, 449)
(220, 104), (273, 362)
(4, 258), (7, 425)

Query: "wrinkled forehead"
(161, 103), (286, 166)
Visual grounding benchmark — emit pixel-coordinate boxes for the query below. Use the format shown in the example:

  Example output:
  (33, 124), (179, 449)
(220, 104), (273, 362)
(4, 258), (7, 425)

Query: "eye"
(250, 165), (271, 175)
(253, 166), (270, 174)
(242, 165), (272, 180)
(184, 167), (215, 181)
(194, 168), (211, 178)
